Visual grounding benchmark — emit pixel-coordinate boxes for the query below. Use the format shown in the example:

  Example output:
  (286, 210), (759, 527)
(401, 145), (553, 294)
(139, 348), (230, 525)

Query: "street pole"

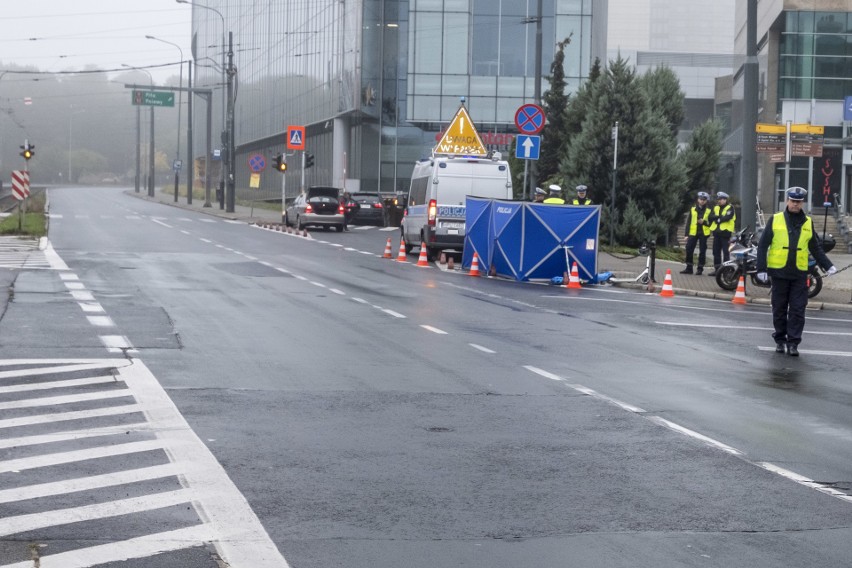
(530, 0), (543, 199)
(188, 64), (195, 205)
(741, 0), (758, 228)
(226, 31), (236, 213)
(135, 106), (141, 192)
(610, 121), (619, 246)
(149, 105), (155, 197)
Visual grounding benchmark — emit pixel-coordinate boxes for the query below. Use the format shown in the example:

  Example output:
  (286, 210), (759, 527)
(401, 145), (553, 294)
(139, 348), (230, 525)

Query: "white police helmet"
(697, 191), (710, 200)
(548, 184), (562, 194)
(535, 187), (546, 196)
(716, 192), (729, 199)
(576, 184), (588, 193)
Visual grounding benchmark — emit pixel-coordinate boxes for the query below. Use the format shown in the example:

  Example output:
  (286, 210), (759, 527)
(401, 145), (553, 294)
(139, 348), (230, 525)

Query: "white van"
(401, 154), (513, 260)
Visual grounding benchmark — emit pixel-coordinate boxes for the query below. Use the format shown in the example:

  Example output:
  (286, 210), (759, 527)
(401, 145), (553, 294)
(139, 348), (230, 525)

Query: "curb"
(610, 281), (852, 312)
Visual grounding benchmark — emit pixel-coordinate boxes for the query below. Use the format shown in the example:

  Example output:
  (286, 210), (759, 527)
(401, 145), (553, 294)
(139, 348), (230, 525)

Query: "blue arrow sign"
(515, 135), (541, 160)
(845, 96), (852, 121)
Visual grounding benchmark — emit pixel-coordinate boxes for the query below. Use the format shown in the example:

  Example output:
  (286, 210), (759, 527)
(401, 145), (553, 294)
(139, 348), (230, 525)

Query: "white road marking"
(70, 290), (95, 301)
(275, 267), (291, 274)
(0, 439), (164, 473)
(48, 214), (63, 219)
(523, 366), (564, 381)
(87, 315), (115, 327)
(0, 389), (131, 411)
(181, 230), (191, 235)
(259, 261), (273, 267)
(330, 288), (345, 295)
(99, 335), (135, 352)
(200, 238), (213, 243)
(224, 219), (243, 224)
(0, 404), (143, 429)
(757, 346), (852, 357)
(657, 321), (852, 336)
(381, 309), (406, 319)
(0, 489), (192, 537)
(199, 218), (217, 223)
(43, 242), (70, 270)
(352, 297), (368, 304)
(758, 463), (852, 503)
(647, 416), (743, 456)
(0, 361), (121, 380)
(380, 226), (397, 231)
(310, 281), (327, 288)
(0, 423), (149, 449)
(420, 325), (448, 335)
(64, 281), (86, 290)
(469, 343), (496, 354)
(59, 273), (79, 281)
(0, 375), (117, 394)
(151, 219), (173, 229)
(78, 302), (105, 313)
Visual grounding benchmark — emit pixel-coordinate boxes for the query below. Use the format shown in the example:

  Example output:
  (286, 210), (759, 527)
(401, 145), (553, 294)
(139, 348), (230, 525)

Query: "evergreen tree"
(680, 119), (723, 209)
(559, 56), (688, 245)
(539, 36), (572, 182)
(637, 65), (685, 138)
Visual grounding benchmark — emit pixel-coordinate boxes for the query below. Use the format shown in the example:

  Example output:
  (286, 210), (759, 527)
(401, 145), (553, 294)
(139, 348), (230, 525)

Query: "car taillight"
(373, 202), (383, 208)
(427, 199), (437, 226)
(305, 204), (314, 213)
(338, 203), (345, 214)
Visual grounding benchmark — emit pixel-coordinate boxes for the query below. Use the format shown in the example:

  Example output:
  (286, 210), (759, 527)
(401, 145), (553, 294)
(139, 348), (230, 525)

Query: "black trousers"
(684, 234), (708, 269)
(712, 231), (731, 267)
(770, 275), (809, 345)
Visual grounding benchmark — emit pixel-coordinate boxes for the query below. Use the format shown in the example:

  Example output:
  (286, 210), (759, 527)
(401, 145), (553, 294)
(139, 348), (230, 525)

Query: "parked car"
(350, 192), (384, 225)
(284, 186), (345, 231)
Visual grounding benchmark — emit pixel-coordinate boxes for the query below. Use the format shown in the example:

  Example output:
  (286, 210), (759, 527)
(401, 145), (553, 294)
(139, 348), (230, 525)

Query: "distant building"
(728, 0), (852, 215)
(608, 0), (736, 143)
(187, 1), (607, 200)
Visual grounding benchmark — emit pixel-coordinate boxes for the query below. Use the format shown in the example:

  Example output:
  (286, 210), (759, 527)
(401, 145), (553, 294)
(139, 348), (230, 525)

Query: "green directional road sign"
(132, 90), (175, 107)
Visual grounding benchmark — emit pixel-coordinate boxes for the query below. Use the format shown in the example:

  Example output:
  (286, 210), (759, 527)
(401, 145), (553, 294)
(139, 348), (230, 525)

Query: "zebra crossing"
(0, 359), (289, 568)
(0, 237), (50, 270)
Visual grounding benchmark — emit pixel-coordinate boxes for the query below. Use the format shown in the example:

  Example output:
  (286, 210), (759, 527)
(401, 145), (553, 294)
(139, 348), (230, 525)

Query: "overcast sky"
(0, 2), (193, 83)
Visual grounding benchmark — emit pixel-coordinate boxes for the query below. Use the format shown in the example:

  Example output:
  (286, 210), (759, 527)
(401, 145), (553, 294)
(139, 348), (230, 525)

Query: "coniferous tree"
(637, 65), (685, 138)
(539, 36), (572, 183)
(680, 119), (723, 209)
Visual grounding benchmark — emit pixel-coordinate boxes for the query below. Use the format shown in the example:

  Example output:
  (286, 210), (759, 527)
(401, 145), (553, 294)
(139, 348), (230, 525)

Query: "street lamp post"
(68, 106), (86, 183)
(177, 0), (227, 210)
(123, 64), (156, 197)
(146, 35), (184, 204)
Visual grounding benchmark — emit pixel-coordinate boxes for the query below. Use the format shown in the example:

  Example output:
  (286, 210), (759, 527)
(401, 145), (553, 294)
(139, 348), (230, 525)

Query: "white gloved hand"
(756, 271), (768, 283)
(826, 266), (837, 276)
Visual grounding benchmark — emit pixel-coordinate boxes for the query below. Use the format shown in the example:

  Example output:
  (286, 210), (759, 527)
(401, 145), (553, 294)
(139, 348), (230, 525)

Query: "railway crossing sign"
(11, 170), (30, 200)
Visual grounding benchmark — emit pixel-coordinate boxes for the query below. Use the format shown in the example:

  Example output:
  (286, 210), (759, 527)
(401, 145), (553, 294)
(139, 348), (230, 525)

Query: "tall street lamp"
(68, 105), (86, 183)
(177, 0), (227, 209)
(123, 64), (156, 197)
(146, 35), (184, 203)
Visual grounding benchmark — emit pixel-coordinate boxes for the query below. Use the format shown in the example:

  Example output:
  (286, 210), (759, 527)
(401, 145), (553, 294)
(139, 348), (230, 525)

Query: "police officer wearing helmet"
(571, 184), (592, 205)
(533, 187), (546, 203)
(708, 191), (736, 276)
(681, 191), (712, 274)
(756, 187), (837, 356)
(543, 184), (565, 204)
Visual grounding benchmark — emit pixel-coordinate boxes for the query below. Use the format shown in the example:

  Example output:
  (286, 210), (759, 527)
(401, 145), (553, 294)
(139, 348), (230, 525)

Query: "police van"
(401, 154), (513, 260)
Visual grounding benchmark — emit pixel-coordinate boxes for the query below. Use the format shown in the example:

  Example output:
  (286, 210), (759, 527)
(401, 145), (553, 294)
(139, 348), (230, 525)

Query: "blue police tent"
(463, 197), (600, 282)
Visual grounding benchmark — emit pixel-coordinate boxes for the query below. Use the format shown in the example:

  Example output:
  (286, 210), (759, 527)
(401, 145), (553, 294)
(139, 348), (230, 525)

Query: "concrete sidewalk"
(599, 250), (852, 311)
(132, 188), (852, 311)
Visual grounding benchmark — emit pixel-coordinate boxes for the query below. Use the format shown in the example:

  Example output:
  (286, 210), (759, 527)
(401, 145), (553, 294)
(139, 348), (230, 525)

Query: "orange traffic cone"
(383, 238), (393, 259)
(568, 262), (582, 289)
(732, 276), (747, 305)
(470, 252), (481, 277)
(416, 243), (430, 267)
(659, 269), (675, 297)
(396, 239), (407, 262)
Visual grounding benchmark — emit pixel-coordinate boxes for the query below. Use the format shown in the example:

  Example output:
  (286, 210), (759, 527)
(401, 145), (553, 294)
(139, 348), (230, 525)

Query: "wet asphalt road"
(1, 186), (851, 567)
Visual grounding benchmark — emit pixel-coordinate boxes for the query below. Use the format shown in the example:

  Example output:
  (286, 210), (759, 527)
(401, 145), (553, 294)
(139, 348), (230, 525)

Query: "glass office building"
(188, 0), (607, 201)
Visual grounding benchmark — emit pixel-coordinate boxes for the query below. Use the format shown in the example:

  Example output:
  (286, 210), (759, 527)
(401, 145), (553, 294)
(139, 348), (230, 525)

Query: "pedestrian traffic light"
(304, 152), (315, 169)
(274, 153), (287, 172)
(19, 141), (34, 161)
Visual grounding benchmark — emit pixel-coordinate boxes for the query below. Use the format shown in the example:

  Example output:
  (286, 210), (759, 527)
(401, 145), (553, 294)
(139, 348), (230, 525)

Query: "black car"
(350, 192), (385, 226)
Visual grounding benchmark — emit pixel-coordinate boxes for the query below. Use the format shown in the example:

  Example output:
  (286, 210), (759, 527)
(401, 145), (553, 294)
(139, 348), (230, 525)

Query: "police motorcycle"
(714, 226), (834, 299)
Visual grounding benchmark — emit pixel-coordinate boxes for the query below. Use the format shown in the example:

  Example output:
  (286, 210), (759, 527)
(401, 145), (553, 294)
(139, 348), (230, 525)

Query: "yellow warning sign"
(434, 105), (487, 157)
(249, 173), (260, 188)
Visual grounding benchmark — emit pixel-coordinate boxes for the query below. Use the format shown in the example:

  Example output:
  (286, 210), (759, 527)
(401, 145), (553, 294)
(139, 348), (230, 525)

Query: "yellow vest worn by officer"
(711, 203), (735, 232)
(571, 197), (592, 205)
(687, 206), (711, 237)
(767, 213), (813, 271)
(543, 184), (564, 204)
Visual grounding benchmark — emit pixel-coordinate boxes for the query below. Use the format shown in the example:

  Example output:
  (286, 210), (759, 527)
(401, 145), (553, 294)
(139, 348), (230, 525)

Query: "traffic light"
(19, 141), (34, 161)
(304, 152), (315, 169)
(274, 153), (287, 172)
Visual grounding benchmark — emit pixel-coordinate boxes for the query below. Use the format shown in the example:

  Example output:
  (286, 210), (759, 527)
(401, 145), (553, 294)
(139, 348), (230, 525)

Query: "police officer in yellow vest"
(543, 184), (565, 204)
(708, 191), (736, 276)
(756, 187), (837, 356)
(571, 184), (592, 205)
(680, 191), (711, 274)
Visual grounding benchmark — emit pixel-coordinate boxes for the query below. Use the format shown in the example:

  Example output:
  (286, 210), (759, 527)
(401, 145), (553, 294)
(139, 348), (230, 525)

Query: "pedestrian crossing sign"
(287, 125), (305, 150)
(434, 105), (487, 157)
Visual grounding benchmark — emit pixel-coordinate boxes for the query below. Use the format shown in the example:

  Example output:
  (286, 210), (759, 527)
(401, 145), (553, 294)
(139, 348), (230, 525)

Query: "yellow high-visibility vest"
(711, 204), (735, 232)
(543, 197), (565, 204)
(571, 198), (592, 205)
(767, 213), (812, 271)
(688, 207), (711, 236)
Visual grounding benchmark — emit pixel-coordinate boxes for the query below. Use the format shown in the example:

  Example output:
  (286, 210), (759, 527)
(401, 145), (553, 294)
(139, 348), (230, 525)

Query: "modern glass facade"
(779, 11), (852, 100)
(188, 0), (606, 202)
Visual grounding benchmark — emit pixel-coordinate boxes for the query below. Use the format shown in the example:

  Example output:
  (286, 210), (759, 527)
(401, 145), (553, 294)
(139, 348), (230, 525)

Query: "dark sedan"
(350, 192), (385, 226)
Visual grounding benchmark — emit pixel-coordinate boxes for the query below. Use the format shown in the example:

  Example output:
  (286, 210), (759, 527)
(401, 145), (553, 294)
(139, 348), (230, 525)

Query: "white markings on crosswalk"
(99, 335), (136, 353)
(0, 358), (290, 567)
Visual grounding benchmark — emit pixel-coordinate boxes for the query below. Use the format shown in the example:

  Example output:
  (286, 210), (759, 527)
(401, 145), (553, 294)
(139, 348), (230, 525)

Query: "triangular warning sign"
(434, 105), (487, 157)
(289, 130), (302, 145)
